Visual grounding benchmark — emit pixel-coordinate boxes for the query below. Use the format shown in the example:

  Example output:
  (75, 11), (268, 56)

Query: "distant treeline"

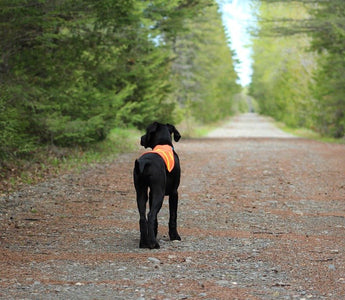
(250, 0), (345, 138)
(0, 0), (240, 161)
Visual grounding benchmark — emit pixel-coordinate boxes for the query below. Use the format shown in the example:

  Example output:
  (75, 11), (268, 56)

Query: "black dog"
(133, 122), (181, 249)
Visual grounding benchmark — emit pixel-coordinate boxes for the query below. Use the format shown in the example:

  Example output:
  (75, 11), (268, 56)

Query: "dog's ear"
(141, 122), (158, 148)
(167, 124), (181, 142)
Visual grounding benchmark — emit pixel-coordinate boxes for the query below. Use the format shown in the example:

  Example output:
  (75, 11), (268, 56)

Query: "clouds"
(219, 0), (254, 86)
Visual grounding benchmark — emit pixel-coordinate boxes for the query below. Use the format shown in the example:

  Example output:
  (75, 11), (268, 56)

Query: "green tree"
(309, 0), (345, 137)
(0, 0), (204, 160)
(0, 0), (240, 164)
(251, 0), (345, 138)
(250, 1), (316, 128)
(171, 2), (240, 123)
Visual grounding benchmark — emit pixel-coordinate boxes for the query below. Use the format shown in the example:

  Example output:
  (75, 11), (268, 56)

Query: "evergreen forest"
(0, 0), (240, 164)
(1, 0), (345, 176)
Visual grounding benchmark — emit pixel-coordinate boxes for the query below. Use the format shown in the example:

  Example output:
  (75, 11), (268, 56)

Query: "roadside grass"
(178, 117), (230, 138)
(179, 113), (345, 144)
(180, 113), (345, 143)
(276, 122), (345, 144)
(0, 128), (140, 194)
(1, 118), (222, 194)
(4, 116), (342, 194)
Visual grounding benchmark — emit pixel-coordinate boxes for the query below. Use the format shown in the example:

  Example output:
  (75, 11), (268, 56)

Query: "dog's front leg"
(169, 190), (181, 241)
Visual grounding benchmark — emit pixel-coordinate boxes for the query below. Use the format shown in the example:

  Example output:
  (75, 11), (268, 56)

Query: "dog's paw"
(151, 242), (160, 249)
(169, 231), (181, 241)
(140, 240), (160, 249)
(139, 241), (149, 249)
(148, 239), (160, 249)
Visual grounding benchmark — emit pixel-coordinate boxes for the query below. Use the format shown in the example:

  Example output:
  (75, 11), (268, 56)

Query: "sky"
(218, 0), (255, 87)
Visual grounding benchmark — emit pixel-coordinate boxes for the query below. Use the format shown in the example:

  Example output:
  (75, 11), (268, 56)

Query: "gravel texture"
(1, 113), (345, 299)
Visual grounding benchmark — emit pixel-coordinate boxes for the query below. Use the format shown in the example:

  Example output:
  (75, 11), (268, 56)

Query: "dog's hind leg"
(136, 188), (149, 248)
(149, 190), (158, 238)
(147, 189), (164, 249)
(168, 190), (181, 241)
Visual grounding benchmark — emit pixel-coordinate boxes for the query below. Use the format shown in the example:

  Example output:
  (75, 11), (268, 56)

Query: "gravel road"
(1, 114), (345, 299)
(207, 113), (294, 138)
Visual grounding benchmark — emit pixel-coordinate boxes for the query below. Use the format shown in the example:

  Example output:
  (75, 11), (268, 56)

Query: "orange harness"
(143, 145), (175, 172)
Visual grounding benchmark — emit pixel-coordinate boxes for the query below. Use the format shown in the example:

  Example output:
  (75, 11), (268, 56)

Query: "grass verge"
(0, 128), (140, 194)
(177, 117), (231, 138)
(276, 122), (345, 144)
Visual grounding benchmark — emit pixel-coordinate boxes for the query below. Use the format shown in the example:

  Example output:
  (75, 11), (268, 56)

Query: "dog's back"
(134, 151), (180, 193)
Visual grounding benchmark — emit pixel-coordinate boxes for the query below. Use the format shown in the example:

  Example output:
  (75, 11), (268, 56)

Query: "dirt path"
(1, 114), (345, 299)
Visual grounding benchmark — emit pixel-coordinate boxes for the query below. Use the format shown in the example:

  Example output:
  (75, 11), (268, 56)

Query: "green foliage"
(171, 2), (240, 123)
(309, 0), (345, 138)
(251, 0), (345, 138)
(0, 0), (240, 164)
(250, 2), (315, 128)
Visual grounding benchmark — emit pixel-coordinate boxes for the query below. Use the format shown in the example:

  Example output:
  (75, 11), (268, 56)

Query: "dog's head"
(140, 122), (181, 149)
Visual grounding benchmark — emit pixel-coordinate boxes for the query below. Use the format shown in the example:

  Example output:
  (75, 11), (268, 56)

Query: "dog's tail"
(134, 159), (148, 175)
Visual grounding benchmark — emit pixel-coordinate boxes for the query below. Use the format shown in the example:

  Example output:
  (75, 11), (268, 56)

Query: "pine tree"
(171, 2), (240, 123)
